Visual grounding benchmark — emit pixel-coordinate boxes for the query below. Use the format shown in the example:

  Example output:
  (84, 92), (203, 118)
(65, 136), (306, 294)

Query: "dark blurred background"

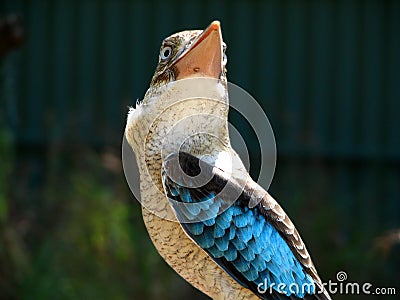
(1, 0), (399, 299)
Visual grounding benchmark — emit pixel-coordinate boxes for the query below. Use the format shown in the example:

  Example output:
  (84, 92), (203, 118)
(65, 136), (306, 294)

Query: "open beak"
(172, 21), (223, 80)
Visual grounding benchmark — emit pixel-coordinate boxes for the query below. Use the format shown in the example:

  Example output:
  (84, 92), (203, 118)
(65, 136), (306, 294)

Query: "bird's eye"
(222, 42), (227, 66)
(223, 53), (228, 66)
(160, 46), (173, 60)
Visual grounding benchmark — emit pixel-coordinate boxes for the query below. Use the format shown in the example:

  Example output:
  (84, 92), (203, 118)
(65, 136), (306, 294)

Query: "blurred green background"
(1, 0), (399, 299)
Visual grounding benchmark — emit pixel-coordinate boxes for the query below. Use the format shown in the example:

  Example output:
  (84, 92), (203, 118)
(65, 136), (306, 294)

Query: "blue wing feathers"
(234, 210), (250, 227)
(247, 239), (261, 256)
(181, 188), (192, 203)
(232, 254), (251, 272)
(202, 217), (215, 226)
(240, 242), (256, 261)
(170, 186), (180, 197)
(219, 207), (234, 223)
(185, 201), (201, 215)
(251, 254), (267, 272)
(203, 203), (220, 219)
(243, 265), (259, 281)
(252, 216), (265, 238)
(162, 153), (322, 299)
(196, 226), (215, 248)
(216, 215), (230, 230)
(231, 236), (247, 250)
(228, 225), (236, 239)
(214, 223), (226, 238)
(176, 191), (317, 298)
(208, 245), (225, 258)
(186, 222), (204, 235)
(215, 235), (230, 251)
(237, 225), (253, 243)
(224, 244), (238, 261)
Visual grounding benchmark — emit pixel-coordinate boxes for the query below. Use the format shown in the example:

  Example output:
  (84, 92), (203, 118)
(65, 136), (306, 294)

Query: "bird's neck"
(144, 96), (230, 160)
(127, 78), (230, 159)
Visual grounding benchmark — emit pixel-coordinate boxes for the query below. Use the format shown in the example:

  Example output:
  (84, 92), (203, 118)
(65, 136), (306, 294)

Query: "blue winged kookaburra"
(125, 21), (331, 300)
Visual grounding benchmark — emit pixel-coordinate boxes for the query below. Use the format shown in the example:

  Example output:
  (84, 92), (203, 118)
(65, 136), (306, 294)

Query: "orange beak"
(173, 21), (223, 80)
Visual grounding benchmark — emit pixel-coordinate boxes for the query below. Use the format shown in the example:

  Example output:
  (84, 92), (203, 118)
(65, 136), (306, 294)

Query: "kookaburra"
(125, 21), (331, 300)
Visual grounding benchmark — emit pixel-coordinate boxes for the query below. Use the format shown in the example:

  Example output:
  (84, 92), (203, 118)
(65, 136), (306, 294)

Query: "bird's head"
(126, 21), (230, 160)
(146, 20), (227, 96)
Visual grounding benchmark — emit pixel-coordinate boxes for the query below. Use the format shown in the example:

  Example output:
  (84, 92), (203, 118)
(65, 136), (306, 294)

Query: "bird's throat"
(173, 21), (223, 80)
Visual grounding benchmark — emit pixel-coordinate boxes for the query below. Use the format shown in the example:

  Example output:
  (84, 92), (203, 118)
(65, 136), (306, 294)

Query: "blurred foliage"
(0, 136), (209, 299)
